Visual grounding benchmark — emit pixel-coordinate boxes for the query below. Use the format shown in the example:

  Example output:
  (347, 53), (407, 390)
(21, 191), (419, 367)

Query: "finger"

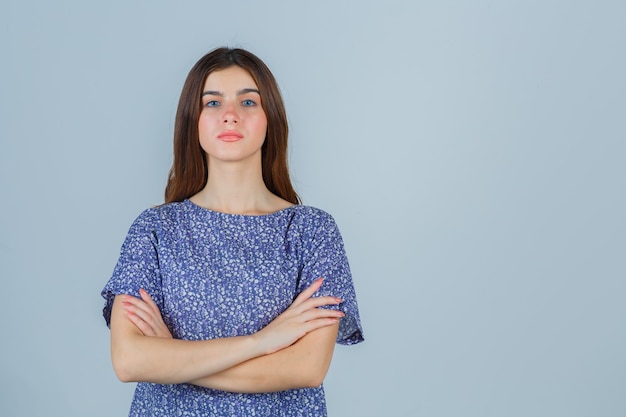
(297, 295), (343, 312)
(122, 294), (148, 309)
(123, 294), (154, 317)
(139, 288), (159, 311)
(122, 301), (161, 329)
(276, 304), (344, 329)
(292, 278), (325, 306)
(126, 311), (156, 336)
(298, 317), (341, 335)
(298, 308), (345, 323)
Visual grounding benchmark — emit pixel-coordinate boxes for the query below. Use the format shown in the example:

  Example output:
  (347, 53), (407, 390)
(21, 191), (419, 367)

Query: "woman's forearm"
(111, 284), (342, 386)
(189, 324), (339, 393)
(110, 295), (265, 384)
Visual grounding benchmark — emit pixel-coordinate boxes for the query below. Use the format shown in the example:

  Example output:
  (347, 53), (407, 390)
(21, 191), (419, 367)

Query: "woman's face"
(198, 66), (268, 165)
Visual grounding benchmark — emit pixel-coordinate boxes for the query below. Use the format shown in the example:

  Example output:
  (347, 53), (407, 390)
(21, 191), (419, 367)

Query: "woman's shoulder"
(127, 200), (189, 231)
(289, 204), (333, 220)
(287, 204), (340, 234)
(136, 200), (186, 218)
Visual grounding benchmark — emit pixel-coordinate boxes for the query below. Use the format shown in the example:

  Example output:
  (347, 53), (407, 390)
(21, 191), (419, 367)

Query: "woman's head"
(165, 47), (299, 204)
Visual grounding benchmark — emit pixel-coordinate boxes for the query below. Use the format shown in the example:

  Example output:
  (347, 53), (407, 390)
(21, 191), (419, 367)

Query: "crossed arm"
(109, 278), (342, 393)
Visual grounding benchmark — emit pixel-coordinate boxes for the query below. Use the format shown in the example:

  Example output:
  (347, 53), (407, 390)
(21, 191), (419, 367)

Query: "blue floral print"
(102, 199), (363, 416)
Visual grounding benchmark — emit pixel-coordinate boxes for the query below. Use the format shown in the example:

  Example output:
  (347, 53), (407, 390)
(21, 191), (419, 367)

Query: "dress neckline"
(184, 198), (298, 218)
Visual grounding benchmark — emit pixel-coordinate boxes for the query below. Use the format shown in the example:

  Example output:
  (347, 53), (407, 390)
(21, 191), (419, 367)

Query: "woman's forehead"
(203, 66), (259, 92)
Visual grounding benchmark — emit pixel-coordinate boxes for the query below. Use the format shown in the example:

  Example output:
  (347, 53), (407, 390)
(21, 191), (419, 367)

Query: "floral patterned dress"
(102, 199), (364, 416)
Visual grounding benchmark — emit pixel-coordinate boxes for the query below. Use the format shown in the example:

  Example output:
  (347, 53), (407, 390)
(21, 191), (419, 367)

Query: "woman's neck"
(190, 158), (289, 215)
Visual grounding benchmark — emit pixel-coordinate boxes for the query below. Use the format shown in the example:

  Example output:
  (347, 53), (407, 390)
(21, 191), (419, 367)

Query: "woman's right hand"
(121, 289), (173, 339)
(253, 278), (344, 355)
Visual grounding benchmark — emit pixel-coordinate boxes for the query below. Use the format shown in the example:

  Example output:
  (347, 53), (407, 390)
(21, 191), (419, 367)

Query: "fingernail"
(335, 297), (343, 303)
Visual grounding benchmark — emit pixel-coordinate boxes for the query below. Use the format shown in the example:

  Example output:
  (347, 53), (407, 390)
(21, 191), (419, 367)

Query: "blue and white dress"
(101, 199), (364, 417)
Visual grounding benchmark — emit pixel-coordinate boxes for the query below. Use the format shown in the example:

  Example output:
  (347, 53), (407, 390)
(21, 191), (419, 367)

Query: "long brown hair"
(164, 47), (300, 204)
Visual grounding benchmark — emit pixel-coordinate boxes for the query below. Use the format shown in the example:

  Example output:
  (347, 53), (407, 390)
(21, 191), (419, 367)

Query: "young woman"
(101, 47), (363, 416)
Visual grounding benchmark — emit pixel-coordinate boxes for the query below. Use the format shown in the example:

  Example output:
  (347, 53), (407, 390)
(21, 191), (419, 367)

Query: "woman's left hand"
(121, 289), (173, 339)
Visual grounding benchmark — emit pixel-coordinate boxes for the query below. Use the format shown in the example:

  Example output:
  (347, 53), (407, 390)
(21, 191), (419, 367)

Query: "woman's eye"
(205, 100), (220, 107)
(242, 99), (256, 107)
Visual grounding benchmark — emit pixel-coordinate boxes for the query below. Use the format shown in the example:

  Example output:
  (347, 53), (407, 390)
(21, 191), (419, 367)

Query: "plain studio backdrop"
(1, 1), (624, 416)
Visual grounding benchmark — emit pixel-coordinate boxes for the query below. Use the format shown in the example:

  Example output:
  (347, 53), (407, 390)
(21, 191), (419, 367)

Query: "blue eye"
(242, 99), (256, 107)
(205, 100), (220, 107)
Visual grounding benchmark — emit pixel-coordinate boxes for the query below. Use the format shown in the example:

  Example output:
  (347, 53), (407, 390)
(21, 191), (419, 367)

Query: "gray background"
(1, 1), (625, 416)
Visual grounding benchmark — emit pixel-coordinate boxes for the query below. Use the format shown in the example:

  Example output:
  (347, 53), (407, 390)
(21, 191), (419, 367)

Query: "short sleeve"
(101, 209), (164, 327)
(298, 211), (364, 345)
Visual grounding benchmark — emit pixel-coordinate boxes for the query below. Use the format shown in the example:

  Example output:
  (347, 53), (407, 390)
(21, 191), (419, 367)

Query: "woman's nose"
(222, 103), (238, 123)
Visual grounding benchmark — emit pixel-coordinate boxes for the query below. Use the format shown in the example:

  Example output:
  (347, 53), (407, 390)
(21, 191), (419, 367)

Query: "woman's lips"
(217, 130), (244, 142)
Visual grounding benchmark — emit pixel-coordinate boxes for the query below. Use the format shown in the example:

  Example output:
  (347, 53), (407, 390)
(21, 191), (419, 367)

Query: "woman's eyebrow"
(201, 88), (260, 97)
(238, 88), (260, 95)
